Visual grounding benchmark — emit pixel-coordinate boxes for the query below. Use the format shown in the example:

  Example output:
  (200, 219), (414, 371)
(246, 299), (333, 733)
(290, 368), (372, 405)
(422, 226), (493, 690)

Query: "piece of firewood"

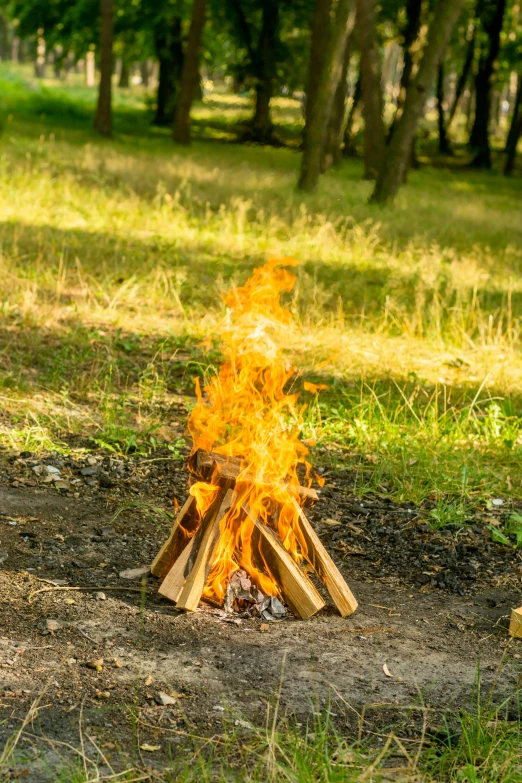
(151, 495), (199, 579)
(188, 448), (318, 507)
(289, 497), (358, 617)
(175, 488), (235, 612)
(157, 535), (199, 603)
(509, 606), (522, 638)
(243, 506), (325, 620)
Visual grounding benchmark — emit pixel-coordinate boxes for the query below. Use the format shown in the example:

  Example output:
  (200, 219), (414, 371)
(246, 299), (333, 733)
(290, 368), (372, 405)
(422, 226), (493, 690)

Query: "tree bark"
(356, 0), (385, 178)
(504, 71), (522, 175)
(35, 31), (45, 78)
(119, 61), (130, 88)
(469, 0), (507, 168)
(140, 60), (150, 88)
(298, 0), (355, 192)
(250, 0), (280, 143)
(370, 0), (465, 204)
(173, 0), (207, 144)
(0, 14), (9, 61)
(446, 14), (476, 128)
(342, 70), (361, 156)
(154, 18), (183, 126)
(437, 61), (451, 154)
(304, 0), (333, 149)
(94, 0), (113, 136)
(322, 31), (353, 169)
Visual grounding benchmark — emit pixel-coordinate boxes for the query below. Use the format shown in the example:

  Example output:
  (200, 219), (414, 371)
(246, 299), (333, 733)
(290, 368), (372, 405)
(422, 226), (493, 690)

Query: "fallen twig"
(335, 627), (400, 635)
(27, 585), (153, 604)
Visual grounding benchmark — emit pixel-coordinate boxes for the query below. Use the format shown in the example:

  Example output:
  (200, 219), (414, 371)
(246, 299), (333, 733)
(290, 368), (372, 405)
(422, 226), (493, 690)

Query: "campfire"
(152, 260), (357, 620)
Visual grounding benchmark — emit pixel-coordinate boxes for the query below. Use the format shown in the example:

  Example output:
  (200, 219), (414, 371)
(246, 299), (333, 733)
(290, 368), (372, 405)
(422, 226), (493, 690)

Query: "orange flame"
(187, 259), (323, 605)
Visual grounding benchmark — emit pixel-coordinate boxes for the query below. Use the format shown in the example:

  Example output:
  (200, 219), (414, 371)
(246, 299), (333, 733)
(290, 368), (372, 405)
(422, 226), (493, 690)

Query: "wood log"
(243, 506), (325, 620)
(175, 488), (235, 612)
(157, 534), (199, 603)
(188, 448), (318, 507)
(289, 497), (358, 617)
(509, 606), (522, 639)
(150, 495), (200, 579)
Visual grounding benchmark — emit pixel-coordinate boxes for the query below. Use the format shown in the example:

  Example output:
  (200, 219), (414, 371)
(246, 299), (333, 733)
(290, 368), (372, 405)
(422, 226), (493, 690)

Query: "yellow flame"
(185, 259), (324, 605)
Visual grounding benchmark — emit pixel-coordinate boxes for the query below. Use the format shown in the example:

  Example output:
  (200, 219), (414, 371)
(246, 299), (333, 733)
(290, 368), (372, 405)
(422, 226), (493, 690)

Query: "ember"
(152, 260), (357, 619)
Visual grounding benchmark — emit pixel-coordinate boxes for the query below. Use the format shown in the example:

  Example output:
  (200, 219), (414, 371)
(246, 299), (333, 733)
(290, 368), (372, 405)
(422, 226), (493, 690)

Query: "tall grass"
(1, 64), (522, 517)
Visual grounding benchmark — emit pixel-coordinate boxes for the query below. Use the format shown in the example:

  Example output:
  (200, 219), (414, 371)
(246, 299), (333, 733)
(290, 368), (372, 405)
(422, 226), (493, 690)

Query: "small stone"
(96, 592), (107, 601)
(156, 691), (177, 706)
(144, 675), (153, 687)
(119, 566), (150, 580)
(81, 466), (98, 476)
(86, 658), (104, 671)
(63, 598), (76, 605)
(99, 476), (115, 489)
(0, 552), (8, 564)
(86, 455), (98, 466)
(260, 623), (269, 632)
(43, 619), (63, 633)
(101, 527), (115, 537)
(113, 659), (123, 668)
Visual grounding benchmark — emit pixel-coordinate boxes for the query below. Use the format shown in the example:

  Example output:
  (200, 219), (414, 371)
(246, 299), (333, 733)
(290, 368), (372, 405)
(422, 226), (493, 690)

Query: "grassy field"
(1, 64), (522, 530)
(1, 64), (522, 783)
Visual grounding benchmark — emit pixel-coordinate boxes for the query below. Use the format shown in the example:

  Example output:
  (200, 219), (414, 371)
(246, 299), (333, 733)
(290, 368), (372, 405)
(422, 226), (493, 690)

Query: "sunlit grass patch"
(1, 67), (522, 525)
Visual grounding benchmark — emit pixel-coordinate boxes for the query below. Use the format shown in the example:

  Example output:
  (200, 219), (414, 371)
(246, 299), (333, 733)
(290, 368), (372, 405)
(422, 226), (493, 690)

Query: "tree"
(322, 31), (352, 169)
(446, 10), (476, 128)
(342, 70), (361, 156)
(468, 0), (507, 168)
(154, 17), (184, 125)
(94, 0), (113, 136)
(436, 61), (451, 153)
(504, 70), (522, 174)
(298, 0), (355, 192)
(173, 0), (207, 144)
(356, 0), (385, 178)
(370, 0), (465, 204)
(304, 0), (333, 149)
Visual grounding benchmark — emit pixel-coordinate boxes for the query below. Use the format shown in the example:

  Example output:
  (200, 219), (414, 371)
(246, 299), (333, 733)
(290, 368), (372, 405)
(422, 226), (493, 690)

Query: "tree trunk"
(504, 71), (522, 175)
(356, 0), (385, 178)
(35, 31), (45, 78)
(11, 36), (20, 63)
(370, 0), (465, 204)
(342, 70), (361, 156)
(119, 61), (130, 88)
(322, 31), (353, 169)
(154, 18), (183, 126)
(392, 0), (422, 129)
(173, 0), (207, 145)
(0, 14), (9, 61)
(447, 14), (476, 128)
(298, 0), (355, 192)
(86, 49), (96, 87)
(469, 0), (507, 168)
(94, 0), (113, 136)
(140, 60), (150, 87)
(249, 0), (280, 144)
(304, 0), (333, 149)
(437, 62), (451, 154)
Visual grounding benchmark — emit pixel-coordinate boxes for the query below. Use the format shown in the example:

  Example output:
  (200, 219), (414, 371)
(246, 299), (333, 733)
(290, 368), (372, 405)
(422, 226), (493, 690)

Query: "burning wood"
(152, 260), (357, 619)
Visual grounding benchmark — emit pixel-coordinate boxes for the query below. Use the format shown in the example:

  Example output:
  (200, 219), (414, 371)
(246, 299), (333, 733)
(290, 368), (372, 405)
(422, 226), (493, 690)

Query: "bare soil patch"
(1, 449), (521, 779)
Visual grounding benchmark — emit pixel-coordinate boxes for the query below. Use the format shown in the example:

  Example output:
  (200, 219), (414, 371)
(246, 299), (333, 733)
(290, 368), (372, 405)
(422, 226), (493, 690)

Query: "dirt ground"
(1, 447), (521, 780)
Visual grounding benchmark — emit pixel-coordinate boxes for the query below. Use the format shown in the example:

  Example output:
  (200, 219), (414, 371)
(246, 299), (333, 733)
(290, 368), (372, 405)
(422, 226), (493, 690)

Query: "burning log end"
(242, 505), (325, 620)
(188, 449), (319, 507)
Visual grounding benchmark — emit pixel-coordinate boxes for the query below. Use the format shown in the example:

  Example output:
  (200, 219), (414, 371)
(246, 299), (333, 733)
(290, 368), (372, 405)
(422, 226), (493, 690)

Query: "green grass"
(2, 674), (521, 782)
(1, 64), (522, 533)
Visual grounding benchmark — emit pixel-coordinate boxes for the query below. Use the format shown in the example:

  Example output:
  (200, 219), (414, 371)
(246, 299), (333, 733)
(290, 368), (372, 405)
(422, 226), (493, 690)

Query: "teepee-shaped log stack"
(152, 450), (358, 620)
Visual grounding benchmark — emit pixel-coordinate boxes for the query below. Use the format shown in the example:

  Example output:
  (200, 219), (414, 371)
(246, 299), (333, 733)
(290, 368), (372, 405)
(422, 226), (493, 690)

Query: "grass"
(1, 63), (522, 533)
(2, 669), (521, 782)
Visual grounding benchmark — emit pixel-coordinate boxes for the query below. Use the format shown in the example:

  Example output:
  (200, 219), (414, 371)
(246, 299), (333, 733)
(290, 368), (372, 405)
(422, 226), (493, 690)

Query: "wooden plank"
(157, 536), (198, 603)
(244, 507), (325, 620)
(289, 497), (358, 617)
(175, 488), (235, 612)
(150, 495), (199, 579)
(509, 606), (522, 639)
(188, 448), (318, 507)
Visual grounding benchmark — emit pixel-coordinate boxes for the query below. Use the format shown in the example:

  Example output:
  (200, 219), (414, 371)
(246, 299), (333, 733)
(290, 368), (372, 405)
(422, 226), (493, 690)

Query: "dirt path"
(1, 451), (521, 780)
